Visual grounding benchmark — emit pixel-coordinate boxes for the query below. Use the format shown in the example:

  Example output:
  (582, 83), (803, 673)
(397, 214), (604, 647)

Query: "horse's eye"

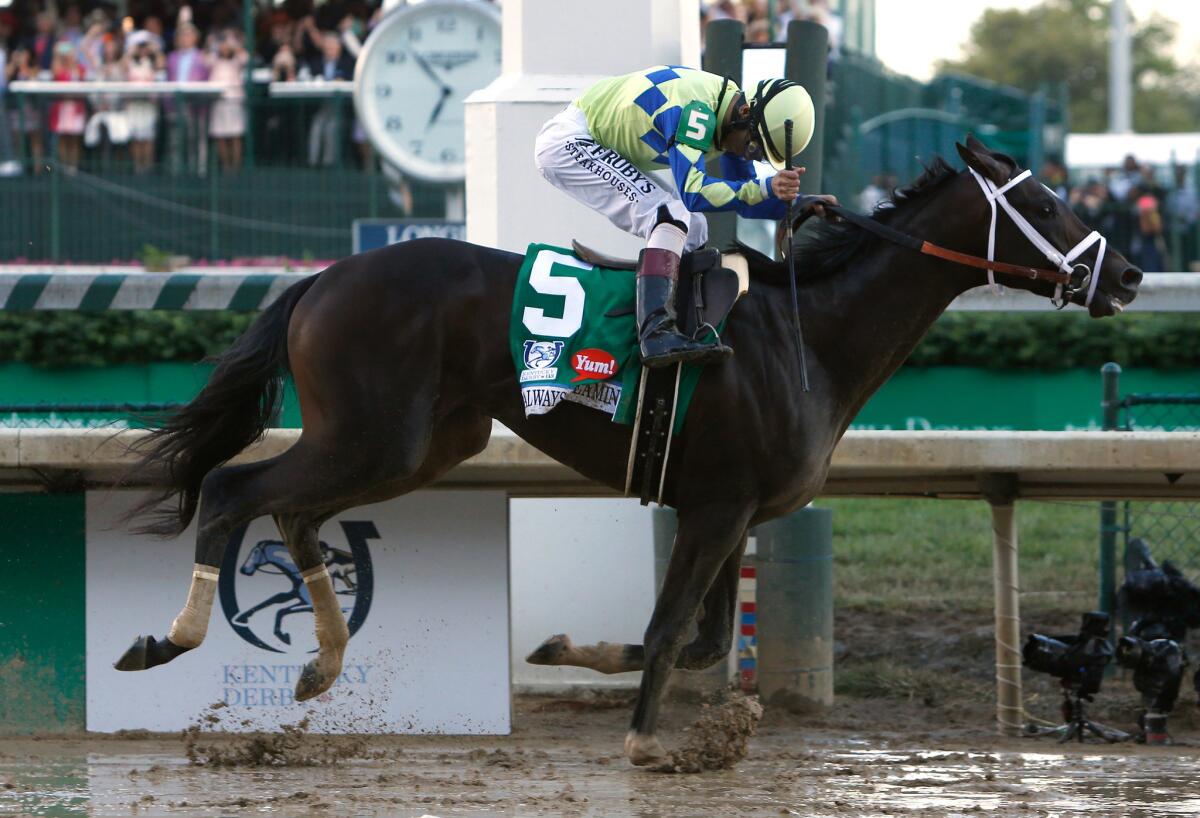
(1039, 203), (1055, 218)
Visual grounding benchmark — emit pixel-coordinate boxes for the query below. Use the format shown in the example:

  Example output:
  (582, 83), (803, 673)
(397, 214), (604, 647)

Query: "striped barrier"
(0, 271), (310, 311)
(3, 269), (1197, 311)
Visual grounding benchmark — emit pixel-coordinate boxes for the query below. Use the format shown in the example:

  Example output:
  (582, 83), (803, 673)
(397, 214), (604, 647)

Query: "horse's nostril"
(1121, 267), (1143, 288)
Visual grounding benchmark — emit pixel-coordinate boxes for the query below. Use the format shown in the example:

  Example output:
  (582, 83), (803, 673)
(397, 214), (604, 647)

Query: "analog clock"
(353, 0), (502, 183)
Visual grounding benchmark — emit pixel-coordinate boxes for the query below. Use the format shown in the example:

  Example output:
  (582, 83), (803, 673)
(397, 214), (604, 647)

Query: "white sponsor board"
(86, 491), (510, 734)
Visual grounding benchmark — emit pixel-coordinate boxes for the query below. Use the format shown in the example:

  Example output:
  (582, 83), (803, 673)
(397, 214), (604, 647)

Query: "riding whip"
(784, 119), (811, 392)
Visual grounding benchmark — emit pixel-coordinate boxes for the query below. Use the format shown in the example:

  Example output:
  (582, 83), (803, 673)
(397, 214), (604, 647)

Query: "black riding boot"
(637, 248), (733, 368)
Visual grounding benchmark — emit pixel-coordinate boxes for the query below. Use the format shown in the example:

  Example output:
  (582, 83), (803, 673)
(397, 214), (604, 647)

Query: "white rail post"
(981, 473), (1024, 736)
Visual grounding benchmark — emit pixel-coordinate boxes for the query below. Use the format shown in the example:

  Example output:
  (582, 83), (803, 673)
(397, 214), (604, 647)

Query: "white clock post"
(464, 0), (700, 254)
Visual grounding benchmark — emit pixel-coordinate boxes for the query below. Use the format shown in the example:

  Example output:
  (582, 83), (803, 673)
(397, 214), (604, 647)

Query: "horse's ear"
(956, 138), (1014, 187)
(964, 133), (990, 154)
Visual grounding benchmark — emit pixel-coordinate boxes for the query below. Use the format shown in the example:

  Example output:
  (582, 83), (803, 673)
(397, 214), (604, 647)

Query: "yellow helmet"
(748, 79), (815, 171)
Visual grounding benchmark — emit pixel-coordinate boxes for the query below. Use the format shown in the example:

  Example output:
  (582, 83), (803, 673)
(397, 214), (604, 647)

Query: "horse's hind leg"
(114, 455), (300, 671)
(272, 512), (349, 700)
(272, 408), (493, 701)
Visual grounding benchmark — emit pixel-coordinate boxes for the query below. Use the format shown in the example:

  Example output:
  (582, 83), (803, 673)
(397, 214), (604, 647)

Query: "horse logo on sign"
(218, 522), (377, 653)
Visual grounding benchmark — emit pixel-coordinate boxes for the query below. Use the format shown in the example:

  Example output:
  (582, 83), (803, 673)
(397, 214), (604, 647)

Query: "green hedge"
(0, 312), (257, 368)
(0, 311), (1197, 370)
(907, 313), (1200, 370)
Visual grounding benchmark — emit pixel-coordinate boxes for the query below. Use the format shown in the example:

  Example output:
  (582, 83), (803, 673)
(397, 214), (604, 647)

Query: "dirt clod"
(665, 693), (764, 773)
(182, 706), (386, 767)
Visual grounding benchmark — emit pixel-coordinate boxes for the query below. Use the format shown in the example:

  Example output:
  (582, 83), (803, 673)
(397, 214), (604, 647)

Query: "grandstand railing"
(2, 81), (445, 263)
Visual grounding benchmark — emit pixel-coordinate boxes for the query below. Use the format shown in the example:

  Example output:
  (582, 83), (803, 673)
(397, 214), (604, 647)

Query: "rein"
(809, 167), (1108, 309)
(821, 203), (1072, 285)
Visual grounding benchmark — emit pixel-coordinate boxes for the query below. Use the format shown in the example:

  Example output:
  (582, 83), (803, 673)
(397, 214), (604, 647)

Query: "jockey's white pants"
(534, 105), (709, 253)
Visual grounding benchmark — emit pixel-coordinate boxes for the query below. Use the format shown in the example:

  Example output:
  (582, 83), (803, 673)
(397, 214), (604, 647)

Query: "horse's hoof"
(114, 635), (190, 671)
(625, 731), (672, 768)
(526, 633), (573, 665)
(294, 659), (334, 702)
(233, 612), (251, 624)
(278, 632), (291, 646)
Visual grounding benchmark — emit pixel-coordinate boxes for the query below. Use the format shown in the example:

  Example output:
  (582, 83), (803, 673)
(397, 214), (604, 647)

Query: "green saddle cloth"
(509, 243), (714, 434)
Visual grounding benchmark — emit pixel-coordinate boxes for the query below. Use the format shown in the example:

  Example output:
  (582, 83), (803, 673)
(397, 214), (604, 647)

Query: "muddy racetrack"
(4, 605), (1199, 816)
(2, 688), (1198, 817)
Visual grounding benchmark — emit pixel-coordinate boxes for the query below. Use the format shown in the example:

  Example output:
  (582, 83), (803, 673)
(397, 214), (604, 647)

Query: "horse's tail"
(122, 273), (321, 537)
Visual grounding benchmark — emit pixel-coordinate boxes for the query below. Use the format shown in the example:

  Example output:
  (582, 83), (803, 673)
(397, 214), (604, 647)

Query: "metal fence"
(1, 82), (448, 263)
(821, 52), (1067, 208)
(1099, 363), (1200, 613)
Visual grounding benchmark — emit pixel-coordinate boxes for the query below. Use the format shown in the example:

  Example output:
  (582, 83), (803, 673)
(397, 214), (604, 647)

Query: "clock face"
(354, 0), (502, 183)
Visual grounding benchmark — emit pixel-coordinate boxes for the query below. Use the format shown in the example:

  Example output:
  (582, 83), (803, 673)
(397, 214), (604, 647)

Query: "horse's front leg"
(625, 504), (752, 767)
(527, 530), (748, 673)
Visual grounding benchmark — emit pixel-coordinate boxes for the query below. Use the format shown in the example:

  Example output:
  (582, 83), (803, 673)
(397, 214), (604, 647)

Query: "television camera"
(1114, 538), (1200, 743)
(1022, 611), (1130, 743)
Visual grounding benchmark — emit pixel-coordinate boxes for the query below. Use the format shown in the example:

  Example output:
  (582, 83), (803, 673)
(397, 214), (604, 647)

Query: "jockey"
(535, 64), (825, 367)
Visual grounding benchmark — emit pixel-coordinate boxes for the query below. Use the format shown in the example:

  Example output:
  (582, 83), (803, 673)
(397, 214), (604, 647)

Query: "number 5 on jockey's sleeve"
(655, 105), (790, 219)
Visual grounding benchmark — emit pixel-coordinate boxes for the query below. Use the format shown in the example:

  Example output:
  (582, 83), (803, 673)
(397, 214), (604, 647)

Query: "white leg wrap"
(647, 221), (687, 256)
(302, 564), (349, 652)
(166, 564), (220, 649)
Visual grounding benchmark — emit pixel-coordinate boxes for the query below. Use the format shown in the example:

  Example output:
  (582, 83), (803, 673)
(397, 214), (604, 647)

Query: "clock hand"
(411, 49), (448, 89)
(427, 85), (453, 129)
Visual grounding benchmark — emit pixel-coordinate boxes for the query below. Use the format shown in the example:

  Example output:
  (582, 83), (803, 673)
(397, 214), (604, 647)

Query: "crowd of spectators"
(0, 0), (392, 176)
(1061, 156), (1199, 273)
(702, 0), (842, 52)
(856, 157), (1199, 273)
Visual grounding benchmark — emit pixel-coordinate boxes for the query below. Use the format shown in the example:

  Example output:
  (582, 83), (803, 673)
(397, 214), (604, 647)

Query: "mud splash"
(182, 702), (385, 767)
(667, 693), (764, 773)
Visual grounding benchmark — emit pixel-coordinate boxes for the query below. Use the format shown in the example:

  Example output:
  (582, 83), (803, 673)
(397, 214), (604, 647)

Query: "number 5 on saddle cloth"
(509, 242), (748, 505)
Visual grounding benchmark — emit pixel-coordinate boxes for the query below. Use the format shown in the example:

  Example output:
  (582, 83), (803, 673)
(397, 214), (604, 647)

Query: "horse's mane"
(740, 156), (960, 286)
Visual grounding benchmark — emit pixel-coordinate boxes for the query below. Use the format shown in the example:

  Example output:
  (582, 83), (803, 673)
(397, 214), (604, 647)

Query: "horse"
(113, 137), (1141, 767)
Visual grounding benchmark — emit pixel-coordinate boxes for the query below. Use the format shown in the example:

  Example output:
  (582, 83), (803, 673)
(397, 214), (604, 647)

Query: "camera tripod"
(1023, 687), (1132, 744)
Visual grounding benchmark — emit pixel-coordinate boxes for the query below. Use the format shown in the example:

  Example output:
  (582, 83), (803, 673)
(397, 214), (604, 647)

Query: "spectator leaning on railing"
(123, 30), (165, 174)
(50, 41), (85, 170)
(207, 29), (247, 173)
(166, 21), (209, 174)
(305, 30), (354, 168)
(83, 34), (131, 152)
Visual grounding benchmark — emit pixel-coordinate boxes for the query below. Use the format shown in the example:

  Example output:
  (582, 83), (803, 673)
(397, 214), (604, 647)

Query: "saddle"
(571, 240), (749, 338)
(571, 240), (751, 507)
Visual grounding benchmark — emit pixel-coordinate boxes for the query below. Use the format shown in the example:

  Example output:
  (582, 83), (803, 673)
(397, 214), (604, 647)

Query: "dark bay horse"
(115, 138), (1141, 766)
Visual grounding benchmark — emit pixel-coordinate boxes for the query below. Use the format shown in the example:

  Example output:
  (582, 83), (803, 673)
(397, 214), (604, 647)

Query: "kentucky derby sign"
(86, 490), (510, 733)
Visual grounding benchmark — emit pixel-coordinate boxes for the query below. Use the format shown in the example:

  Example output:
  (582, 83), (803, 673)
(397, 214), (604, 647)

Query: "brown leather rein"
(818, 202), (1073, 286)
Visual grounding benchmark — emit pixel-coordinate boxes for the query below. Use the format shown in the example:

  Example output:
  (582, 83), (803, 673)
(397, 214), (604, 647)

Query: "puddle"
(1, 738), (1198, 817)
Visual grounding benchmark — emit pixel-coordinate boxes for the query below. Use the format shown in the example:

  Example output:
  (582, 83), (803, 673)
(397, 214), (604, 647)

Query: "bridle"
(967, 167), (1107, 309)
(811, 167), (1109, 309)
